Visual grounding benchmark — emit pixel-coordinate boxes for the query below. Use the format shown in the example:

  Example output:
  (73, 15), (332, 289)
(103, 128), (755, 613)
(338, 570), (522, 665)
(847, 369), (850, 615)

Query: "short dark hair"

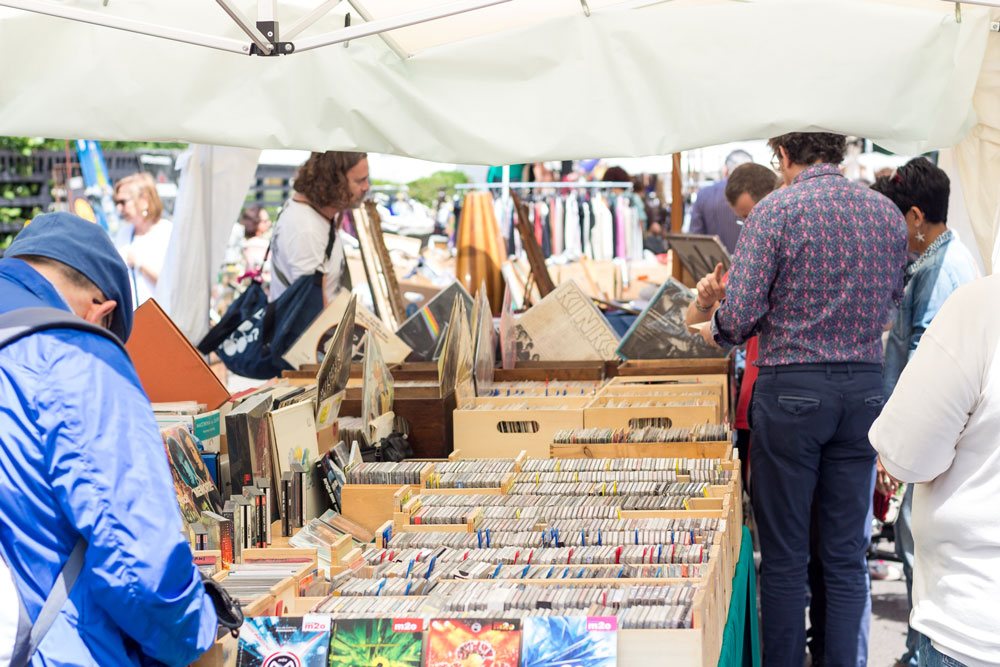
(725, 163), (779, 206)
(293, 151), (367, 209)
(768, 132), (847, 166)
(871, 158), (949, 224)
(602, 166), (631, 183)
(241, 205), (265, 239)
(19, 254), (101, 294)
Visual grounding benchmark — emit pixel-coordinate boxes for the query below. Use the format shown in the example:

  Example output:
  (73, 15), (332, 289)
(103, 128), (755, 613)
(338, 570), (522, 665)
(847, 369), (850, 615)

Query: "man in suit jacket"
(689, 149), (753, 254)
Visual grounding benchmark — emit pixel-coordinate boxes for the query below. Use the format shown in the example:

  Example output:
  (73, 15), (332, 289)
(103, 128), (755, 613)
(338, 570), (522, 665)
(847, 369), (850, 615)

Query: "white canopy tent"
(0, 0), (997, 339)
(0, 0), (989, 159)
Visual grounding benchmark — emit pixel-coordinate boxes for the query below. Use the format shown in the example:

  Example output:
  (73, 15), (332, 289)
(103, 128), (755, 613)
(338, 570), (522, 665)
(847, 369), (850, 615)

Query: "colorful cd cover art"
(328, 617), (423, 667)
(236, 616), (330, 667)
(425, 619), (521, 667)
(521, 617), (617, 667)
(161, 425), (223, 525)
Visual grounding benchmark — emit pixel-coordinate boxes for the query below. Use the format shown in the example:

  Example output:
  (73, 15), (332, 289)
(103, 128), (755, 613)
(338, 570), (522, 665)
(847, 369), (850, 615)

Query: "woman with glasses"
(112, 172), (172, 306)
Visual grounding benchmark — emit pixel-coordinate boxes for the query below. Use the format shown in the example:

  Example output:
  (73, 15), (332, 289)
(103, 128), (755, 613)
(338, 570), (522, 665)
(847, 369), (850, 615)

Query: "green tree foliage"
(405, 170), (468, 207)
(0, 136), (185, 154)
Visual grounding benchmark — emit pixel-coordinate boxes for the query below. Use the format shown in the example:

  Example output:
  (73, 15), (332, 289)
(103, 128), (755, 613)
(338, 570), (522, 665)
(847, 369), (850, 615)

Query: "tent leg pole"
(671, 152), (685, 282)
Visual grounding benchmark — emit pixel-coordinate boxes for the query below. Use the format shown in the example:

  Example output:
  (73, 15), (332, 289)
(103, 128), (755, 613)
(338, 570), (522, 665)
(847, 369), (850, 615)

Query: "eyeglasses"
(770, 155), (782, 171)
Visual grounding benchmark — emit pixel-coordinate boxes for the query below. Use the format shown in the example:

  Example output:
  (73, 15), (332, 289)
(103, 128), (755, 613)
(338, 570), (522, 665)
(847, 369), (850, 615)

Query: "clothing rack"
(455, 181), (634, 191)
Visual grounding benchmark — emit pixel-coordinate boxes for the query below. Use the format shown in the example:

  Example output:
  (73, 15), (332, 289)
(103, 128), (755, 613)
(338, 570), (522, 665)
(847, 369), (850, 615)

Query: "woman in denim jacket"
(872, 157), (980, 667)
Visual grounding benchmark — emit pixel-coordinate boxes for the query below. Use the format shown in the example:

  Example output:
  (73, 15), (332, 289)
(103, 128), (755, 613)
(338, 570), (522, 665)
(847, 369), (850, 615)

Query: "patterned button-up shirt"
(712, 163), (907, 366)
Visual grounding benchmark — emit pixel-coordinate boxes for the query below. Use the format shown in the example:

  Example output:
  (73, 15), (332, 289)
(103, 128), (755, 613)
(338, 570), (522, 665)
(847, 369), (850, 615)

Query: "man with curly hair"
(706, 132), (908, 666)
(269, 151), (370, 304)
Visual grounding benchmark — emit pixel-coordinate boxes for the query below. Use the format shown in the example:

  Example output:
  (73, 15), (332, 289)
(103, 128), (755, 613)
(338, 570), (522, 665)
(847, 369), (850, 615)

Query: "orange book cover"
(125, 299), (230, 410)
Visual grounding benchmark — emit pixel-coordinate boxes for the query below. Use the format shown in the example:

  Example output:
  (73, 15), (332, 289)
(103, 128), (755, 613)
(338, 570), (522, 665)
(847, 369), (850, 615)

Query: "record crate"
(452, 396), (589, 459)
(549, 439), (733, 461)
(491, 360), (612, 383)
(597, 382), (727, 423)
(341, 388), (458, 459)
(582, 395), (720, 430)
(611, 363), (735, 418)
(341, 465), (435, 534)
(279, 591), (728, 667)
(614, 357), (731, 379)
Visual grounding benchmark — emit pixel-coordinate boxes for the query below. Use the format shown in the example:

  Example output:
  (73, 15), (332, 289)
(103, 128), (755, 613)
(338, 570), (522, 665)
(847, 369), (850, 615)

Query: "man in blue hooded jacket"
(0, 213), (217, 665)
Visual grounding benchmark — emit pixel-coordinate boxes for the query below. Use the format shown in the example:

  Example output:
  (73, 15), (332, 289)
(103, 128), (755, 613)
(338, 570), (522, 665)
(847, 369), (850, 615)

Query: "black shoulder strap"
(0, 307), (124, 352)
(0, 307), (112, 666)
(301, 200), (340, 268)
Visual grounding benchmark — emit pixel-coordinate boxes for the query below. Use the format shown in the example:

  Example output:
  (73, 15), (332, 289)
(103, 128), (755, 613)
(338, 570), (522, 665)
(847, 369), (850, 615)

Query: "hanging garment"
(563, 193), (582, 257)
(551, 195), (564, 257)
(582, 196), (593, 259)
(614, 194), (629, 259)
(539, 201), (551, 258)
(591, 195), (615, 261)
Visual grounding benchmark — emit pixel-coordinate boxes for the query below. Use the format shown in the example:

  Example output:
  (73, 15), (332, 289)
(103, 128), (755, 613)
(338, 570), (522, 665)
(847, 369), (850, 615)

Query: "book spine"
(218, 518), (234, 567)
(281, 477), (292, 537)
(263, 485), (272, 546)
(293, 471), (303, 528)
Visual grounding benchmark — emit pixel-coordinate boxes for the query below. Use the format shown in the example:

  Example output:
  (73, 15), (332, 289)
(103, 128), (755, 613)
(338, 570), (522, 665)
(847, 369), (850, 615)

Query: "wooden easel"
(355, 201), (407, 330)
(511, 191), (556, 305)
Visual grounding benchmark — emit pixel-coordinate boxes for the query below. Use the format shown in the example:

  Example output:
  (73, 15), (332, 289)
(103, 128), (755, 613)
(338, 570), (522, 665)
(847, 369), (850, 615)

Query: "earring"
(142, 208), (149, 218)
(915, 226), (926, 243)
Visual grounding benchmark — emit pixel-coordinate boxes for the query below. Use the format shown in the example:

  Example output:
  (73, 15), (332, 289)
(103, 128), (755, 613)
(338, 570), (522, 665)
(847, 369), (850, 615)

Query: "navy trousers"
(751, 363), (881, 667)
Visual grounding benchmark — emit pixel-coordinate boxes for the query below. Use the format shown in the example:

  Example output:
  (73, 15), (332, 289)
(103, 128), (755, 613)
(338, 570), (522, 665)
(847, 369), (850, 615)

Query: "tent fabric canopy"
(0, 0), (989, 163)
(4, 0), (1000, 329)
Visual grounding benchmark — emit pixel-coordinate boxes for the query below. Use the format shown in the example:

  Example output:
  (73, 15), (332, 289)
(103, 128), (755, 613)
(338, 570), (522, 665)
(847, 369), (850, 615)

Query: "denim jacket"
(883, 230), (980, 397)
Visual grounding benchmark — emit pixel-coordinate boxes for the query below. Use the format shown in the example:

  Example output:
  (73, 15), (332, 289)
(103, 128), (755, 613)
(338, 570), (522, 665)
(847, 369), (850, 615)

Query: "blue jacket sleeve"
(908, 267), (964, 359)
(35, 332), (217, 666)
(689, 193), (707, 235)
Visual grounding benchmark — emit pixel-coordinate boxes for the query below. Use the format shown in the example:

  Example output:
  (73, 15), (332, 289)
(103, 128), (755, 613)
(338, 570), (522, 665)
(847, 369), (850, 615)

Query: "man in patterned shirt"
(708, 133), (908, 667)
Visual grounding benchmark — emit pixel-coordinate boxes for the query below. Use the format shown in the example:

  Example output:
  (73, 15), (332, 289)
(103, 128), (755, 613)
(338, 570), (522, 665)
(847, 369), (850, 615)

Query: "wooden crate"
(341, 389), (457, 458)
(342, 468), (432, 533)
(453, 397), (588, 459)
(597, 384), (725, 423)
(286, 362), (440, 382)
(448, 449), (529, 472)
(492, 360), (608, 383)
(549, 440), (732, 460)
(611, 364), (735, 420)
(583, 396), (719, 430)
(614, 358), (731, 378)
